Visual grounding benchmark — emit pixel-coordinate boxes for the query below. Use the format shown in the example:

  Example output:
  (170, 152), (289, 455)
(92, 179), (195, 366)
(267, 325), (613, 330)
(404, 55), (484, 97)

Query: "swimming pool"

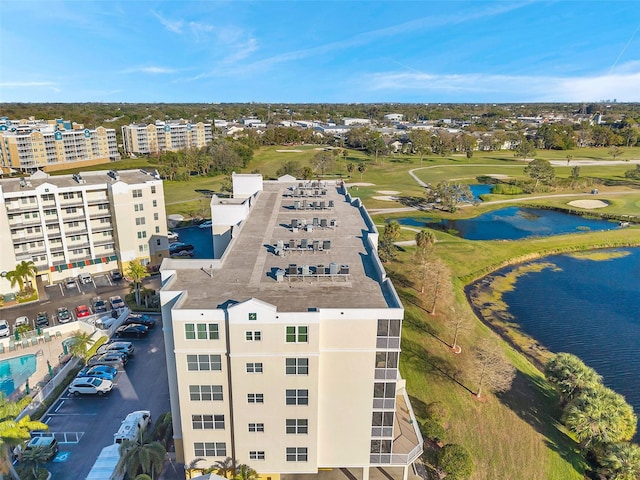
(0, 354), (37, 398)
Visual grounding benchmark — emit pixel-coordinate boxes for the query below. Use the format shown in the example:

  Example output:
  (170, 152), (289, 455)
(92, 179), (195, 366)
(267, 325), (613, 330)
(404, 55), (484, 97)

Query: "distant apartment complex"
(160, 174), (423, 480)
(0, 169), (169, 293)
(0, 118), (120, 173)
(121, 121), (213, 156)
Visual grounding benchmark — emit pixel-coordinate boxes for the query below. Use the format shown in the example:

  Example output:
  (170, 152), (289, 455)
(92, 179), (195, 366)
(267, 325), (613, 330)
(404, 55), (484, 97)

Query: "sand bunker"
(346, 182), (375, 187)
(567, 199), (609, 209)
(377, 190), (400, 195)
(276, 149), (302, 153)
(373, 196), (397, 201)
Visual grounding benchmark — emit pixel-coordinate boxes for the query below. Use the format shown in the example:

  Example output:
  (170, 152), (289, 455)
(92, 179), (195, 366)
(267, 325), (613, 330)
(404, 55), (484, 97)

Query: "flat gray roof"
(164, 182), (394, 312)
(0, 169), (158, 193)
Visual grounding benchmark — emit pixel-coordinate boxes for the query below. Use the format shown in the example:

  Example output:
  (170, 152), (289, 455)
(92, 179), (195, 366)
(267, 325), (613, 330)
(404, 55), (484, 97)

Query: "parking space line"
(54, 400), (65, 413)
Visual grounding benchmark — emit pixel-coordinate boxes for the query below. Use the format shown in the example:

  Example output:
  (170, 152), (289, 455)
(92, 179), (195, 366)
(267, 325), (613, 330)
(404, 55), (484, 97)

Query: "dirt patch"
(567, 199), (609, 209)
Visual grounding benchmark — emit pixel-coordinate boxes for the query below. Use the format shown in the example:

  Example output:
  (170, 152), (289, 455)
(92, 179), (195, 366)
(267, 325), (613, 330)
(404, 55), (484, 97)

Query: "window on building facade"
(373, 382), (396, 399)
(248, 423), (264, 432)
(155, 226), (160, 233)
(375, 351), (399, 369)
(153, 213), (159, 221)
(194, 442), (226, 457)
(246, 363), (263, 373)
(137, 231), (147, 239)
(285, 358), (309, 375)
(248, 394), (264, 404)
(286, 419), (308, 434)
(285, 326), (308, 343)
(185, 323), (219, 340)
(151, 186), (156, 194)
(192, 414), (225, 430)
(189, 385), (223, 401)
(138, 244), (148, 253)
(187, 354), (222, 371)
(135, 217), (145, 225)
(245, 331), (261, 341)
(249, 451), (265, 460)
(285, 389), (308, 405)
(132, 189), (142, 198)
(153, 199), (158, 207)
(134, 203), (144, 212)
(286, 447), (308, 462)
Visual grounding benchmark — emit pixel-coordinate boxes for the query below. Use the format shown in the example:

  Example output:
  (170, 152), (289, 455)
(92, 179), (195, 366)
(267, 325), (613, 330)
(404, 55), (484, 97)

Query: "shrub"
(492, 183), (523, 195)
(421, 418), (446, 443)
(437, 444), (474, 480)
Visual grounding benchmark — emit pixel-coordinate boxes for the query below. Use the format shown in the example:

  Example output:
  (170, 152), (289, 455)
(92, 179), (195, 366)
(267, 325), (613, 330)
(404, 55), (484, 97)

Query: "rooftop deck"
(163, 181), (394, 312)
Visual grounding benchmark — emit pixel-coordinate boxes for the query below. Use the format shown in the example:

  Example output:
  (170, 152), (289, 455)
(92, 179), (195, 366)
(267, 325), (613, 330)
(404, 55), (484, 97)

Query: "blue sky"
(1, 1), (639, 103)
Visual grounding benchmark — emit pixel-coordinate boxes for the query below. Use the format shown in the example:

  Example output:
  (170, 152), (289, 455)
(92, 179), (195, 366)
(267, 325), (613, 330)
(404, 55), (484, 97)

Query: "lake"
(398, 206), (617, 240)
(469, 248), (640, 436)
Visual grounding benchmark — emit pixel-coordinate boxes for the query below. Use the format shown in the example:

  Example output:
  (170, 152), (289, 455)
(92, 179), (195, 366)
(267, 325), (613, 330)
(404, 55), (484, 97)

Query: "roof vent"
(107, 170), (120, 181)
(72, 173), (85, 184)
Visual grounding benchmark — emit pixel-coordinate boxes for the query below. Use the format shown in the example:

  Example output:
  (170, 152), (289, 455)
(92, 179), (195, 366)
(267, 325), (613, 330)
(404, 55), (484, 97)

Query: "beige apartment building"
(0, 169), (169, 293)
(0, 118), (120, 173)
(160, 174), (423, 480)
(121, 120), (213, 156)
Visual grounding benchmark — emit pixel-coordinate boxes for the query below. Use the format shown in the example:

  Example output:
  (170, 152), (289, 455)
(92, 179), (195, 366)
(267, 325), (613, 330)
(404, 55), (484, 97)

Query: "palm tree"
(414, 230), (435, 294)
(235, 463), (259, 480)
(19, 446), (50, 479)
(598, 442), (640, 480)
(0, 396), (49, 480)
(185, 457), (206, 479)
(15, 261), (38, 292)
(126, 260), (150, 307)
(118, 430), (166, 480)
(213, 456), (237, 479)
(68, 331), (95, 362)
(6, 261), (38, 294)
(346, 162), (355, 177)
(357, 163), (366, 180)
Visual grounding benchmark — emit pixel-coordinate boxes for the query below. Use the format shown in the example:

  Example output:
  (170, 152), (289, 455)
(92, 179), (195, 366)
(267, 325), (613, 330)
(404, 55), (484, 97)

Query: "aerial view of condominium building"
(0, 169), (169, 294)
(122, 120), (213, 156)
(0, 117), (120, 173)
(160, 174), (423, 480)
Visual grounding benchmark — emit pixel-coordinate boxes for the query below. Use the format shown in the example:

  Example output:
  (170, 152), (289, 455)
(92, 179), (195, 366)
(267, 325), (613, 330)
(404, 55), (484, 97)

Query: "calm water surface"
(399, 206), (617, 240)
(172, 226), (214, 258)
(478, 248), (640, 433)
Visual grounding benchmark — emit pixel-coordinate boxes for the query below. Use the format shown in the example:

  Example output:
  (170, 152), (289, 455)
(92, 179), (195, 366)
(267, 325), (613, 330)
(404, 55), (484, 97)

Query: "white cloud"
(120, 66), (178, 75)
(152, 11), (184, 34)
(366, 64), (640, 102)
(0, 81), (56, 87)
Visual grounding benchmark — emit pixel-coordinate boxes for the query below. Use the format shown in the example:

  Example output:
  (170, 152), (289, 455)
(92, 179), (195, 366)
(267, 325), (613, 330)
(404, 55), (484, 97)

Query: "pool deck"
(0, 331), (75, 401)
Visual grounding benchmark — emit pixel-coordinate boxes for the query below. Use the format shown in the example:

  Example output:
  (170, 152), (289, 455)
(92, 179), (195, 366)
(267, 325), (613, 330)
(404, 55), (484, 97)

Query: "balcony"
(370, 390), (423, 466)
(86, 195), (109, 205)
(374, 368), (399, 380)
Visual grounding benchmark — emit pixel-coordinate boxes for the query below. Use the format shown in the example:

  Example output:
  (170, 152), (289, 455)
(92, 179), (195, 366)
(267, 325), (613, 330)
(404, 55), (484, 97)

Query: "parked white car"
(167, 231), (179, 242)
(0, 320), (10, 338)
(68, 377), (114, 396)
(14, 316), (30, 330)
(109, 296), (125, 310)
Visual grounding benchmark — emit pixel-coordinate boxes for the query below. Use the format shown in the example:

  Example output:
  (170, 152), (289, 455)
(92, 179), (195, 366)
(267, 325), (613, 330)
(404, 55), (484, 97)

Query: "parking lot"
(40, 313), (172, 479)
(1, 272), (146, 333)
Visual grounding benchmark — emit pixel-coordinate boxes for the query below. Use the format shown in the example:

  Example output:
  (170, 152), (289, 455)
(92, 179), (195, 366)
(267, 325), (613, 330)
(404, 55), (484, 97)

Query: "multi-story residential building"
(160, 174), (423, 480)
(0, 118), (120, 173)
(0, 169), (169, 293)
(121, 120), (213, 156)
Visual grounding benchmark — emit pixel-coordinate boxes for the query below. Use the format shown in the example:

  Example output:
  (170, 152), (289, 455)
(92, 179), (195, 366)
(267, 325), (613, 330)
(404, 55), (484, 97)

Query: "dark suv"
(35, 312), (50, 327)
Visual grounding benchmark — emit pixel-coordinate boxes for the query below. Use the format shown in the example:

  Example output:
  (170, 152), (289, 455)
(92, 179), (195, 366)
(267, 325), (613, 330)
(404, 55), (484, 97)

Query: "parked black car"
(91, 297), (108, 314)
(169, 242), (195, 254)
(35, 311), (50, 327)
(123, 314), (157, 329)
(111, 270), (124, 282)
(114, 324), (149, 339)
